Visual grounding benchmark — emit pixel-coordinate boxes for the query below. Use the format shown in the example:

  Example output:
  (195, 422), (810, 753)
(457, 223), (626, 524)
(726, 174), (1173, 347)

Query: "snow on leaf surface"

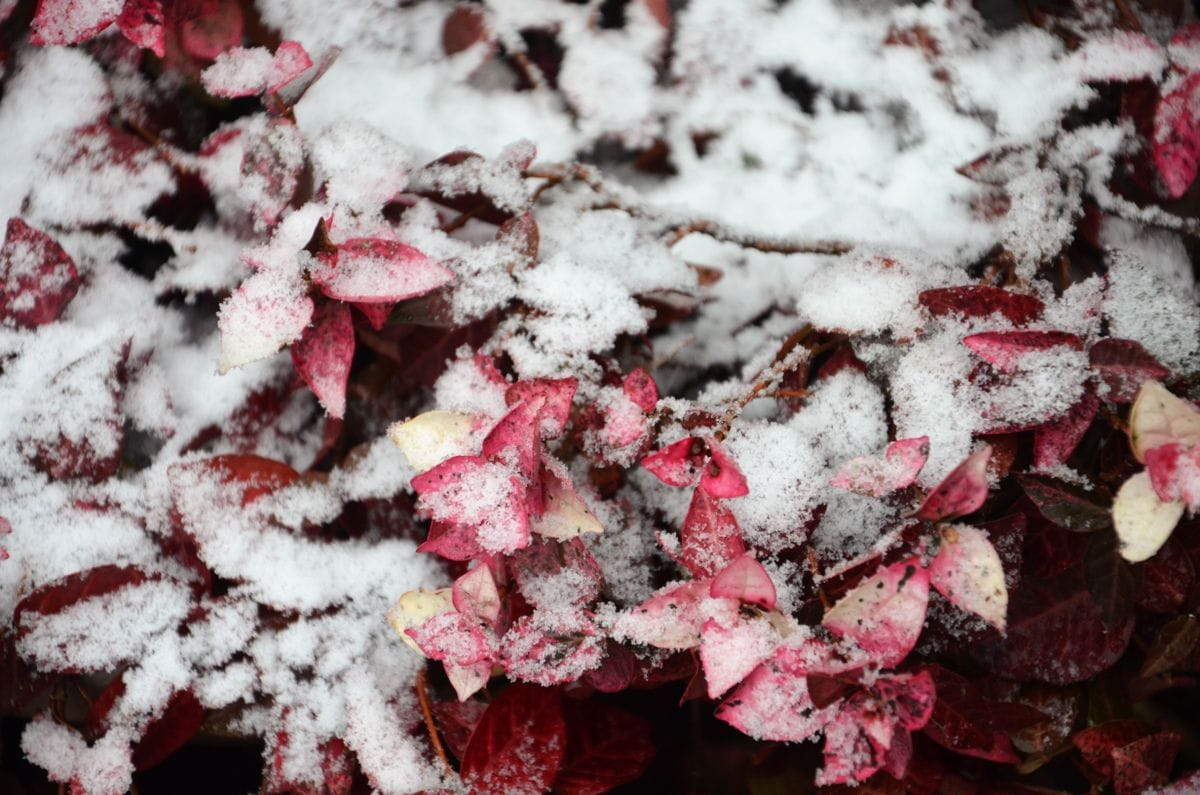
(831, 436), (929, 497)
(116, 0), (165, 57)
(312, 238), (454, 303)
(914, 445), (992, 522)
(30, 0), (122, 46)
(411, 455), (530, 555)
(1033, 385), (1099, 468)
(680, 488), (745, 578)
(1145, 443), (1200, 511)
(530, 471), (604, 540)
(962, 330), (1084, 373)
(217, 268), (314, 373)
(1128, 381), (1200, 463)
(459, 684), (566, 795)
(1088, 339), (1171, 403)
(290, 301), (354, 419)
(699, 616), (779, 698)
(1112, 471), (1185, 563)
(1154, 72), (1200, 199)
(710, 554), (776, 610)
(929, 524), (1009, 631)
(0, 218), (80, 328)
(201, 42), (313, 98)
(700, 439), (750, 498)
(918, 285), (1044, 325)
(822, 558), (929, 668)
(640, 436), (704, 487)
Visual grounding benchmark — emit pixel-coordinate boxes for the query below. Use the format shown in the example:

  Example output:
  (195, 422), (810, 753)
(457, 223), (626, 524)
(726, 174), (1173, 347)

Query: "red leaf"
(417, 520), (486, 561)
(178, 0), (244, 61)
(1089, 338), (1171, 403)
(962, 330), (1083, 372)
(918, 286), (1044, 325)
(313, 238), (455, 303)
(700, 440), (749, 498)
(353, 301), (393, 330)
(132, 690), (205, 770)
(291, 302), (355, 419)
(204, 454), (300, 506)
(1137, 538), (1195, 613)
(30, 0), (120, 46)
(412, 455), (530, 555)
(552, 699), (655, 795)
(483, 398), (543, 483)
(431, 699), (487, 761)
(680, 489), (746, 578)
(831, 436), (929, 497)
(1033, 385), (1100, 468)
(510, 536), (603, 608)
(581, 641), (639, 693)
(1145, 442), (1200, 509)
(406, 610), (494, 666)
(710, 554), (775, 610)
(13, 565), (150, 636)
(240, 118), (304, 228)
(460, 684), (566, 795)
(921, 665), (1019, 763)
(0, 218), (80, 328)
(500, 612), (604, 686)
(1074, 720), (1151, 779)
(914, 446), (991, 522)
(442, 3), (492, 56)
(117, 0), (165, 57)
(641, 436), (704, 487)
(623, 368), (658, 412)
(505, 377), (578, 439)
(1112, 731), (1182, 794)
(1154, 72), (1200, 198)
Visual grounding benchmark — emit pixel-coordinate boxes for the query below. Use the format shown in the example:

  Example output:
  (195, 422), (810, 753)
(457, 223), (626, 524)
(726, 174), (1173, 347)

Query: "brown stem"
(713, 329), (812, 441)
(416, 667), (454, 778)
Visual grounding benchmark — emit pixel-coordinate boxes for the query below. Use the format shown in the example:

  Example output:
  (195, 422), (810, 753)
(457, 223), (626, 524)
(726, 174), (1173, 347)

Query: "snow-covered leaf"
(312, 238), (455, 303)
(831, 436), (929, 497)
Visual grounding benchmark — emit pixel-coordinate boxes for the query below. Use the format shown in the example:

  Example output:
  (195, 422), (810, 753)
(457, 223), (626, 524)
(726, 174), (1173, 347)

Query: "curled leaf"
(710, 554), (776, 610)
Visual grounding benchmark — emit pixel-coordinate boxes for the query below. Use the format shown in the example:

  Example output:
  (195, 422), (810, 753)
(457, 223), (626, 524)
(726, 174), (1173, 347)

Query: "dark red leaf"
(509, 536), (603, 608)
(431, 699), (487, 761)
(1033, 385), (1100, 468)
(920, 665), (1018, 763)
(1137, 538), (1195, 613)
(918, 286), (1044, 326)
(552, 699), (655, 795)
(1089, 338), (1171, 403)
(1073, 720), (1151, 779)
(1018, 474), (1111, 532)
(291, 301), (355, 419)
(204, 454), (300, 506)
(1084, 529), (1136, 630)
(0, 217), (80, 328)
(1140, 614), (1200, 678)
(13, 565), (150, 636)
(442, 3), (492, 56)
(460, 683), (566, 795)
(1112, 731), (1182, 794)
(132, 690), (206, 770)
(178, 0), (244, 61)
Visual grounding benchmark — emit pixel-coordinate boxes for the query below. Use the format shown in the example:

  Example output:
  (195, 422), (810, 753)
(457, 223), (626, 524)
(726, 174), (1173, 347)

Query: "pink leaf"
(1145, 443), (1200, 511)
(239, 118), (304, 228)
(817, 695), (894, 785)
(710, 554), (776, 610)
(929, 524), (1009, 630)
(505, 377), (578, 439)
(1089, 338), (1171, 403)
(716, 654), (834, 742)
(623, 368), (658, 412)
(353, 301), (393, 330)
(962, 330), (1084, 372)
(619, 580), (714, 650)
(482, 398), (542, 482)
(831, 436), (929, 497)
(0, 218), (80, 328)
(700, 439), (749, 498)
(1034, 385), (1100, 468)
(823, 558), (930, 668)
(876, 670), (936, 731)
(201, 41), (313, 98)
(405, 610), (494, 666)
(452, 564), (501, 625)
(1154, 72), (1200, 198)
(290, 302), (354, 419)
(680, 489), (746, 578)
(699, 617), (779, 698)
(500, 612), (603, 686)
(641, 436), (703, 487)
(267, 41), (313, 93)
(30, 0), (121, 46)
(217, 269), (314, 373)
(116, 0), (165, 57)
(411, 455), (531, 555)
(443, 660), (492, 702)
(914, 445), (992, 522)
(312, 238), (454, 303)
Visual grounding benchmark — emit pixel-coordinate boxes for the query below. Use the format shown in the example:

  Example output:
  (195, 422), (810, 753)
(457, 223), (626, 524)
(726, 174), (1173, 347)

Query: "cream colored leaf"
(387, 410), (477, 473)
(928, 524), (1008, 631)
(386, 588), (453, 654)
(1129, 381), (1200, 463)
(1113, 471), (1185, 562)
(531, 475), (603, 540)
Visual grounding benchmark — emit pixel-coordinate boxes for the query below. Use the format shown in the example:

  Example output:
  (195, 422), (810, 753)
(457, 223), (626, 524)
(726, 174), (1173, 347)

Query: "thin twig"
(714, 330), (811, 441)
(416, 667), (454, 778)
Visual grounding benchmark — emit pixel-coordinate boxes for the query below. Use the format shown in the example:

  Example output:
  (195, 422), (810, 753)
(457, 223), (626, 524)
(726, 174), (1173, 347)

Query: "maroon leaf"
(1073, 720), (1151, 779)
(921, 665), (1018, 763)
(291, 301), (355, 419)
(460, 683), (566, 795)
(1140, 614), (1200, 678)
(0, 217), (80, 328)
(202, 454), (301, 506)
(510, 536), (603, 608)
(1018, 474), (1111, 532)
(1089, 338), (1171, 403)
(431, 699), (487, 761)
(178, 0), (244, 61)
(553, 699), (655, 795)
(1033, 385), (1100, 468)
(442, 3), (492, 56)
(680, 488), (746, 578)
(978, 568), (1134, 685)
(13, 565), (150, 637)
(132, 690), (206, 770)
(1112, 731), (1182, 794)
(914, 446), (991, 522)
(1154, 72), (1200, 198)
(1137, 538), (1195, 613)
(919, 285), (1044, 325)
(1084, 529), (1136, 629)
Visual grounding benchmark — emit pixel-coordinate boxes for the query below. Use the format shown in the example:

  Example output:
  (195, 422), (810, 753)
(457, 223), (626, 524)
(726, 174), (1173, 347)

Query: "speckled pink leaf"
(116, 0), (165, 56)
(929, 524), (1009, 630)
(506, 377), (577, 439)
(914, 445), (991, 522)
(699, 617), (778, 698)
(1145, 443), (1200, 511)
(217, 269), (314, 373)
(1034, 385), (1099, 468)
(700, 440), (749, 498)
(823, 558), (929, 668)
(312, 238), (454, 303)
(710, 554), (775, 610)
(831, 436), (929, 497)
(1089, 338), (1171, 403)
(353, 302), (393, 330)
(411, 455), (530, 555)
(681, 489), (746, 579)
(405, 610), (494, 666)
(620, 580), (714, 650)
(962, 330), (1083, 372)
(623, 368), (658, 412)
(500, 612), (603, 686)
(0, 218), (80, 328)
(641, 436), (702, 487)
(290, 302), (354, 419)
(482, 398), (543, 482)
(453, 564), (501, 626)
(416, 520), (485, 561)
(30, 0), (121, 46)
(1154, 72), (1200, 198)
(817, 694), (894, 786)
(715, 654), (833, 742)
